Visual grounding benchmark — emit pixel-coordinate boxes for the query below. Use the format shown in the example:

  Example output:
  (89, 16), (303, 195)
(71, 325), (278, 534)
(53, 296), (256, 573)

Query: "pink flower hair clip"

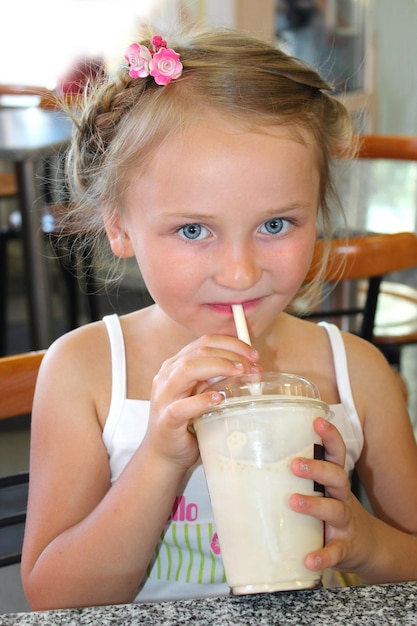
(124, 35), (183, 86)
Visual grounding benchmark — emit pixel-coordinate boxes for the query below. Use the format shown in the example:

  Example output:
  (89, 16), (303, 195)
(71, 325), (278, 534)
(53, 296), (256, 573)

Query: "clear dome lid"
(206, 371), (321, 400)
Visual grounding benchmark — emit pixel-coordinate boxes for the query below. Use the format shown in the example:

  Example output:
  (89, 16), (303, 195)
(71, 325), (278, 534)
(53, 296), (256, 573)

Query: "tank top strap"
(318, 321), (356, 414)
(102, 314), (127, 440)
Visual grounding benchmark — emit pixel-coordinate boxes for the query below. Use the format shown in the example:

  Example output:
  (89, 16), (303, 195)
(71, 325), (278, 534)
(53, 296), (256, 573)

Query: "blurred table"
(0, 106), (73, 349)
(2, 582), (417, 625)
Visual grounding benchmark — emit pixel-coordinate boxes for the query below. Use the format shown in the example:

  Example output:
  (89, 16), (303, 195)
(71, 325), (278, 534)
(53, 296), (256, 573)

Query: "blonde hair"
(64, 26), (354, 310)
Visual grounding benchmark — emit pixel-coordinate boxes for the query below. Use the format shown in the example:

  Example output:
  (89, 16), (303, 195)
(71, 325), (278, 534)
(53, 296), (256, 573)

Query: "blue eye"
(260, 218), (288, 235)
(178, 223), (208, 240)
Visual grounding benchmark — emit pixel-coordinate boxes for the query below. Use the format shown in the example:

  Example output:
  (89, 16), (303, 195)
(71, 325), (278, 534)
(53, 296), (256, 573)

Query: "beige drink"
(192, 373), (331, 594)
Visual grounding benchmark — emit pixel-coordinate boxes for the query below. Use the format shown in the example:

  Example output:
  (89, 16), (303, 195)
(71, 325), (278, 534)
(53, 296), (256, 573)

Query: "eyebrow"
(155, 211), (217, 221)
(157, 205), (310, 220)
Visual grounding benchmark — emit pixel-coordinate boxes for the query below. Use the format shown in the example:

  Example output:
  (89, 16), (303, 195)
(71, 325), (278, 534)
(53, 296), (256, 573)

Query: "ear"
(104, 213), (135, 258)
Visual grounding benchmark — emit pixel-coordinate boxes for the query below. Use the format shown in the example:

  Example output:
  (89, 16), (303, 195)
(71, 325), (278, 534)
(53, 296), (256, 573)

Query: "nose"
(213, 243), (262, 291)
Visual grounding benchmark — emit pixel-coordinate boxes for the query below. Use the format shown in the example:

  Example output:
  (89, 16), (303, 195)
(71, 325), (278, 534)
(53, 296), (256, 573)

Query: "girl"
(21, 27), (417, 609)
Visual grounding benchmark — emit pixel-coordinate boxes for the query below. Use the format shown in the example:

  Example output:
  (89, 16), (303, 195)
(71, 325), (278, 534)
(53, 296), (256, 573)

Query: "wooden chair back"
(309, 232), (417, 282)
(342, 133), (417, 361)
(0, 350), (45, 567)
(355, 134), (417, 161)
(307, 232), (417, 361)
(0, 351), (45, 420)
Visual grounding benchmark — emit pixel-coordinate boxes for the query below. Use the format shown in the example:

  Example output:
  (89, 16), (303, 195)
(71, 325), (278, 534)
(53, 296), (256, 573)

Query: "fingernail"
(318, 416), (330, 429)
(299, 459), (309, 473)
(234, 361), (244, 370)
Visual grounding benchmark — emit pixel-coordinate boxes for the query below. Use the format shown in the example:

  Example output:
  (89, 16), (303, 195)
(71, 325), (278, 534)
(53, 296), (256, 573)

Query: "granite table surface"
(2, 582), (417, 626)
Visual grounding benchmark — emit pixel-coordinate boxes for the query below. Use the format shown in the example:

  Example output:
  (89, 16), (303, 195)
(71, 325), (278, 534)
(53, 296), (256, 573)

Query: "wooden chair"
(355, 134), (417, 161)
(306, 231), (417, 367)
(349, 133), (417, 364)
(0, 350), (45, 567)
(0, 84), (100, 355)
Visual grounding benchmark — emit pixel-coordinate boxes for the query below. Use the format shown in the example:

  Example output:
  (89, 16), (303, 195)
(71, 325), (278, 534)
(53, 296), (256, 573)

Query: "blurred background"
(1, 0), (417, 614)
(1, 0), (416, 134)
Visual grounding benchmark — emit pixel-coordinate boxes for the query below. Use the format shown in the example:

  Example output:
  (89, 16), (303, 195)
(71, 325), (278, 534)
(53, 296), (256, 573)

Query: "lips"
(207, 298), (262, 315)
(208, 303), (234, 315)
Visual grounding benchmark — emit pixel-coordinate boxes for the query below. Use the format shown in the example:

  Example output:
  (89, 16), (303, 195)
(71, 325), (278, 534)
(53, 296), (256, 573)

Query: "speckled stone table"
(2, 583), (417, 625)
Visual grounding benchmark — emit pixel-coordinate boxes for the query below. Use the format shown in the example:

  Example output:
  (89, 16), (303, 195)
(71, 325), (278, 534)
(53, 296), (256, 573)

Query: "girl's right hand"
(144, 334), (259, 470)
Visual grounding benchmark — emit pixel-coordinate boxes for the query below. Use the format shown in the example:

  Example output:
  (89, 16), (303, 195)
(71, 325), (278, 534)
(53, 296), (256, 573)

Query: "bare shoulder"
(40, 319), (110, 381)
(341, 329), (398, 378)
(282, 317), (408, 418)
(340, 330), (409, 420)
(34, 319), (113, 427)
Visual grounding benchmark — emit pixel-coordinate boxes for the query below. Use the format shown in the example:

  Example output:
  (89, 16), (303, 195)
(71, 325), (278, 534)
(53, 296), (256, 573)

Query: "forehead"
(125, 116), (320, 214)
(134, 113), (319, 177)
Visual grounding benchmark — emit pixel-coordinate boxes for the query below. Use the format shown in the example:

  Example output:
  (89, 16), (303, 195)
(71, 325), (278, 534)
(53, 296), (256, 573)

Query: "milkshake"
(192, 373), (332, 594)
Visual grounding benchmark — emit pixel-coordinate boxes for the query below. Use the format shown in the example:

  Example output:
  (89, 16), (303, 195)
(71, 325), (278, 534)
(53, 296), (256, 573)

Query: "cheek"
(137, 251), (198, 305)
(299, 242), (316, 277)
(274, 239), (315, 279)
(267, 238), (317, 302)
(293, 233), (317, 273)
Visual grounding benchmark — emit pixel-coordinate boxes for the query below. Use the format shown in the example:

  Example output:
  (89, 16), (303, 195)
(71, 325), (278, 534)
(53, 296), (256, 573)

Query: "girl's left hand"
(289, 417), (372, 575)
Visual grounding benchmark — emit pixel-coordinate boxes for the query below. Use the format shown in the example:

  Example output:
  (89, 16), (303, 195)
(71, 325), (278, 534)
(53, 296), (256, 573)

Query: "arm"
(21, 324), (259, 610)
(290, 334), (417, 583)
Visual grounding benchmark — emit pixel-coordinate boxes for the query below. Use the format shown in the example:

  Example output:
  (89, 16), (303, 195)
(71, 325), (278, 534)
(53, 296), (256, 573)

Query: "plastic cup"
(191, 372), (333, 595)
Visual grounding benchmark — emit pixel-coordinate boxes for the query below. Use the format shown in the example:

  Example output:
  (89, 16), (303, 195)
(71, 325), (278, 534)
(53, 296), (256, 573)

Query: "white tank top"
(102, 315), (363, 601)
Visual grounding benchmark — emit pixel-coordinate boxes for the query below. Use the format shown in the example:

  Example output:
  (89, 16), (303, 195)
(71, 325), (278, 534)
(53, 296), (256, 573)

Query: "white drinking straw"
(232, 304), (252, 345)
(232, 304), (262, 395)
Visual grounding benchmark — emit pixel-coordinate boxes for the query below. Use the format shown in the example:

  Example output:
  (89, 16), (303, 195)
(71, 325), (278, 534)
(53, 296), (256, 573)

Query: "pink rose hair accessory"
(125, 35), (183, 85)
(124, 42), (152, 79)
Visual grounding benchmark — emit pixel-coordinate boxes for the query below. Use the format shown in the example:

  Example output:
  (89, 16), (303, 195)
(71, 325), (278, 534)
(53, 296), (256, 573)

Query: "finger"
(158, 390), (225, 431)
(147, 390), (225, 468)
(289, 491), (349, 528)
(154, 355), (258, 400)
(304, 538), (348, 572)
(313, 417), (346, 468)
(182, 334), (259, 363)
(291, 455), (350, 500)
